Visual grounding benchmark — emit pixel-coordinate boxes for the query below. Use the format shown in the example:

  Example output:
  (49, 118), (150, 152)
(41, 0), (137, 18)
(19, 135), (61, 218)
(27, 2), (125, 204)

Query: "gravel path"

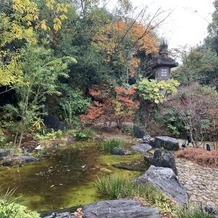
(176, 158), (218, 209)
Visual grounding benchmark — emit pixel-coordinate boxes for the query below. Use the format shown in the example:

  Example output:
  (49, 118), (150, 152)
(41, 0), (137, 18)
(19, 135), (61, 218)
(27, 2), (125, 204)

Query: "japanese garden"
(0, 0), (218, 217)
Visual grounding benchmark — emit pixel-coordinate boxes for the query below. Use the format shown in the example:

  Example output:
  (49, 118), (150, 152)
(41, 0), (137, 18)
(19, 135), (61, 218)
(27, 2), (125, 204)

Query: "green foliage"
(0, 188), (40, 218)
(95, 174), (176, 215)
(163, 83), (218, 142)
(74, 129), (94, 141)
(165, 110), (186, 137)
(0, 0), (39, 47)
(0, 199), (40, 218)
(176, 206), (212, 218)
(101, 139), (124, 153)
(34, 129), (64, 140)
(136, 78), (180, 104)
(59, 89), (90, 125)
(0, 0), (39, 87)
(173, 46), (218, 88)
(0, 128), (7, 146)
(0, 53), (23, 87)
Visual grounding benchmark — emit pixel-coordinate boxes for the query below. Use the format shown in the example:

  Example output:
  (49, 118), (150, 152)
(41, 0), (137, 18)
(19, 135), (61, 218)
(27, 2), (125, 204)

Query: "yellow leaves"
(53, 18), (62, 32)
(0, 54), (23, 86)
(12, 0), (39, 21)
(0, 0), (39, 46)
(137, 78), (180, 104)
(53, 24), (60, 32)
(43, 0), (69, 33)
(60, 14), (68, 21)
(41, 20), (47, 31)
(46, 2), (53, 10)
(11, 23), (23, 39)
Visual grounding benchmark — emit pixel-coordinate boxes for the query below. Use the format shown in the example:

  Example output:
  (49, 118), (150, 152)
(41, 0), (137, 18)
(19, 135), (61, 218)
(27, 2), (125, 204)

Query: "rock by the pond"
(43, 200), (162, 218)
(133, 125), (145, 138)
(144, 153), (153, 165)
(0, 149), (10, 158)
(82, 200), (161, 218)
(154, 136), (179, 151)
(66, 135), (75, 145)
(133, 165), (188, 205)
(112, 147), (132, 155)
(113, 160), (149, 171)
(131, 144), (152, 153)
(142, 135), (151, 143)
(204, 206), (218, 218)
(151, 149), (177, 175)
(2, 156), (39, 167)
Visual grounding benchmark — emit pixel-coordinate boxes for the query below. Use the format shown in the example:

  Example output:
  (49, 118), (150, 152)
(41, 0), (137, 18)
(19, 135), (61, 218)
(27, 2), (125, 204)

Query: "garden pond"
(0, 141), (143, 212)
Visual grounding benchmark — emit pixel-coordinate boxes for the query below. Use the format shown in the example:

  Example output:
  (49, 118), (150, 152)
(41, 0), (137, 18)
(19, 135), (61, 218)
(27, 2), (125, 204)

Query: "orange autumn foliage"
(91, 20), (158, 77)
(80, 84), (139, 126)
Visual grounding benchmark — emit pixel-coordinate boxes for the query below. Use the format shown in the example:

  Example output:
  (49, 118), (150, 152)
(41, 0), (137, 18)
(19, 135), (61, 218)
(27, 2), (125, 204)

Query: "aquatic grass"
(0, 188), (17, 202)
(101, 138), (124, 153)
(95, 175), (134, 199)
(176, 205), (213, 218)
(95, 175), (177, 216)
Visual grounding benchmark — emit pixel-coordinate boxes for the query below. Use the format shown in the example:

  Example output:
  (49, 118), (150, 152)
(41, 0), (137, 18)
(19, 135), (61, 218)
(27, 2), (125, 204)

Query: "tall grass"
(101, 139), (124, 153)
(95, 175), (177, 216)
(95, 175), (134, 199)
(176, 206), (213, 218)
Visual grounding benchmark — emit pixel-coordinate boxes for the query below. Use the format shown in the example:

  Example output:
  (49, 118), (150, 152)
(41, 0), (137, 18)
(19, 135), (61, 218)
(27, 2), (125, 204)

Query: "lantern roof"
(151, 42), (178, 68)
(214, 0), (218, 9)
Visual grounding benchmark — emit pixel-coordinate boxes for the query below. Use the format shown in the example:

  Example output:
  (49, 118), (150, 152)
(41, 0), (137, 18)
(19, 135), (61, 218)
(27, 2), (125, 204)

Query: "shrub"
(0, 199), (40, 218)
(175, 148), (218, 168)
(74, 128), (94, 141)
(101, 138), (124, 153)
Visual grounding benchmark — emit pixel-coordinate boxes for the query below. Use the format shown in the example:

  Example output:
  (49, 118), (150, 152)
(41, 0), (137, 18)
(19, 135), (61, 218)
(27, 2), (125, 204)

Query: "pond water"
(0, 142), (142, 212)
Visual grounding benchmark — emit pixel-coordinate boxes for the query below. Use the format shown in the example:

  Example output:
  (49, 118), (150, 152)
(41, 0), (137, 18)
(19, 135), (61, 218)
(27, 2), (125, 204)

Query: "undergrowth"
(0, 188), (40, 218)
(100, 138), (124, 153)
(95, 174), (177, 216)
(175, 148), (218, 167)
(176, 205), (213, 218)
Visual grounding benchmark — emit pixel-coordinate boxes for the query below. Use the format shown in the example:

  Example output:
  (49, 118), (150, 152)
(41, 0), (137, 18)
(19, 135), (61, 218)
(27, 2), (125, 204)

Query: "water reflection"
(0, 143), (100, 211)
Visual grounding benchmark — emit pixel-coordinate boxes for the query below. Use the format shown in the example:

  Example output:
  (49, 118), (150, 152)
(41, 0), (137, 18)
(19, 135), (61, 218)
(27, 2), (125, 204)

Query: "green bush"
(74, 128), (94, 141)
(0, 199), (40, 218)
(101, 139), (124, 153)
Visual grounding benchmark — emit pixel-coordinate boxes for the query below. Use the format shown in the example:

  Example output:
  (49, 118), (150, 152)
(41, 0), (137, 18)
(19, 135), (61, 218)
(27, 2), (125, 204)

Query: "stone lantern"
(151, 42), (178, 81)
(214, 0), (218, 9)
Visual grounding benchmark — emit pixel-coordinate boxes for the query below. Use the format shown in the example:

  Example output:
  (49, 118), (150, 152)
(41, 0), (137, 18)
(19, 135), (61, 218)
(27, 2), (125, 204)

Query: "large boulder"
(2, 156), (39, 167)
(112, 147), (132, 155)
(82, 200), (161, 218)
(153, 136), (179, 151)
(133, 166), (188, 205)
(43, 200), (161, 218)
(131, 144), (152, 153)
(133, 125), (145, 138)
(151, 149), (178, 175)
(0, 149), (10, 158)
